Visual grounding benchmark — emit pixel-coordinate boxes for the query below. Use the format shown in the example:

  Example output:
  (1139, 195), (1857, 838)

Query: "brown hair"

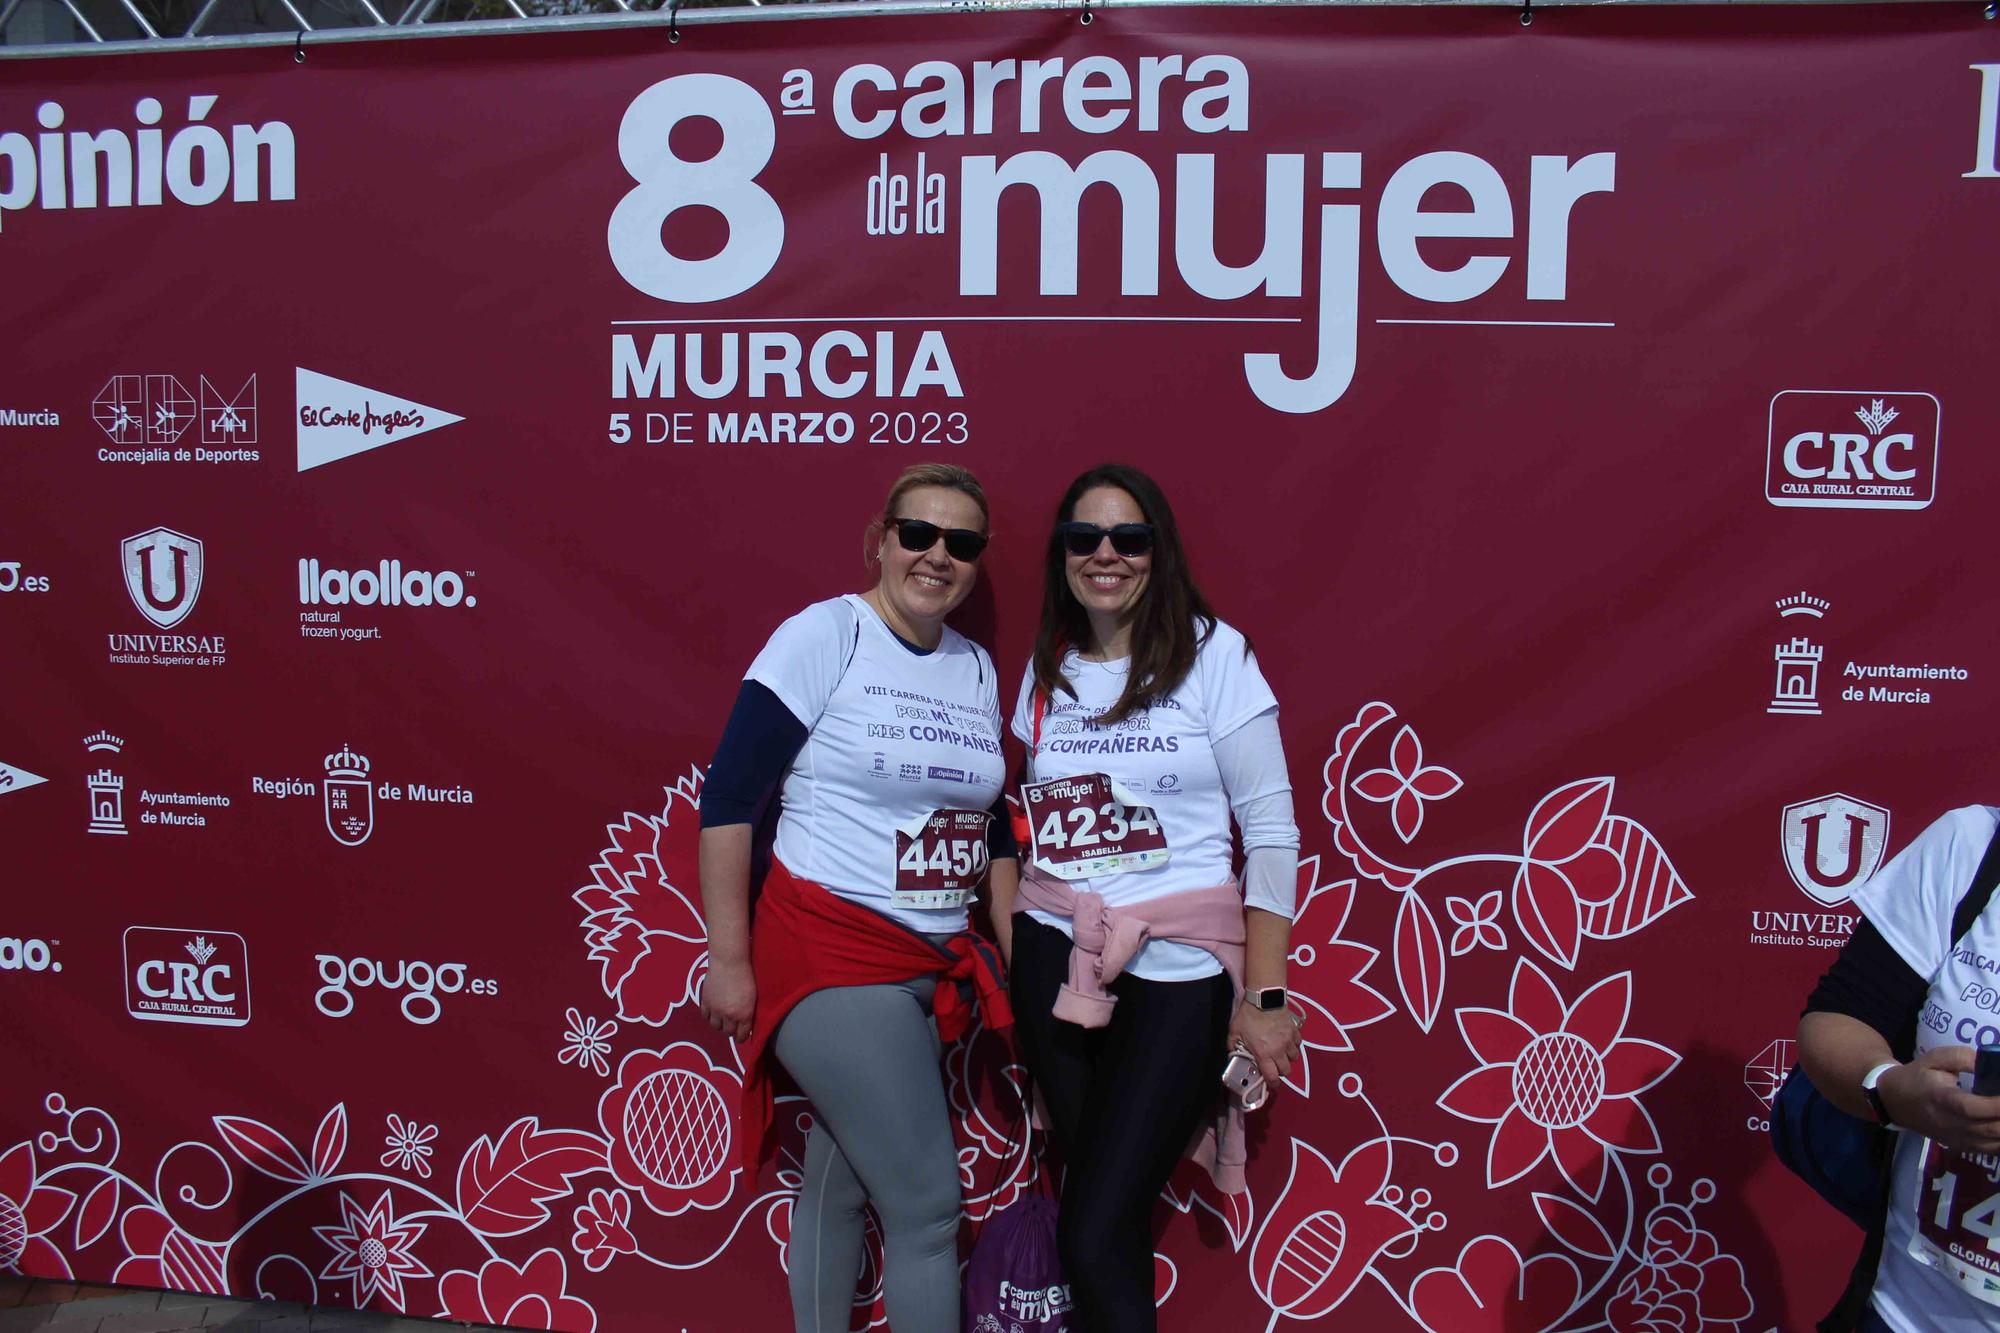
(1030, 463), (1220, 727)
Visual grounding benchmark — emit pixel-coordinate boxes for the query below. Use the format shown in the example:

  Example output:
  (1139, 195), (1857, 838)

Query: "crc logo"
(1766, 391), (1940, 511)
(314, 954), (498, 1025)
(0, 936), (60, 973)
(1782, 793), (1891, 906)
(120, 527), (204, 629)
(123, 927), (250, 1026)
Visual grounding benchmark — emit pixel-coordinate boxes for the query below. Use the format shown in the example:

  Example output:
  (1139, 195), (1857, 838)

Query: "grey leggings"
(772, 974), (961, 1333)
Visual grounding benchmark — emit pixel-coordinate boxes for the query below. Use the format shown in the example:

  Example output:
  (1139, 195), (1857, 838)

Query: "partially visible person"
(698, 463), (1017, 1333)
(994, 462), (1301, 1333)
(1798, 803), (2000, 1333)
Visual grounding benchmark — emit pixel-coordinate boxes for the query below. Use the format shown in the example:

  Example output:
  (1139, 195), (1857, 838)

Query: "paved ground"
(0, 1279), (501, 1333)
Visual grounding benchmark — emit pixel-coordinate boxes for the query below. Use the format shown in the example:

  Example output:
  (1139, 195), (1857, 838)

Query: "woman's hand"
(701, 957), (757, 1043)
(1881, 1047), (2000, 1154)
(1229, 1002), (1302, 1090)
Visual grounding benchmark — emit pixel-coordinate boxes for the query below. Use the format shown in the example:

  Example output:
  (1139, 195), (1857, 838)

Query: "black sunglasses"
(889, 517), (989, 562)
(1058, 521), (1155, 558)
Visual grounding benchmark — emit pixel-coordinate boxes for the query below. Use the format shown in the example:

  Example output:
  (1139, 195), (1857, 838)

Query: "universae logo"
(1781, 793), (1891, 907)
(120, 526), (203, 629)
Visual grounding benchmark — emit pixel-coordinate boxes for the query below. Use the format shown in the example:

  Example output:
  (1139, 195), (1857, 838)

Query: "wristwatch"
(1861, 1061), (1900, 1127)
(1246, 986), (1288, 1012)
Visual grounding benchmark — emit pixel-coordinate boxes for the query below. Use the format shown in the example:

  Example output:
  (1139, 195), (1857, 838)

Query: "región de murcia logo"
(247, 744), (476, 847)
(324, 744), (374, 846)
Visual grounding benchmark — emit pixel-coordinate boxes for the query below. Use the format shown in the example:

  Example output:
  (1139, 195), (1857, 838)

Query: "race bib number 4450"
(1022, 772), (1169, 880)
(893, 809), (991, 908)
(1912, 1138), (2000, 1305)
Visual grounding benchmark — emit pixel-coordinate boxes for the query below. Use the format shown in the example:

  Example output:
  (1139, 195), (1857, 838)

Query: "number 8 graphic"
(609, 74), (784, 302)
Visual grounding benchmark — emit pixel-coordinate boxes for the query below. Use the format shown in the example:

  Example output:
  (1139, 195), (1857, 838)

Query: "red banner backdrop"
(4, 5), (1999, 1329)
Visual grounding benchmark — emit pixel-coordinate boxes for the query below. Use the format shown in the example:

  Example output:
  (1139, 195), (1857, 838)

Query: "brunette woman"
(995, 463), (1300, 1333)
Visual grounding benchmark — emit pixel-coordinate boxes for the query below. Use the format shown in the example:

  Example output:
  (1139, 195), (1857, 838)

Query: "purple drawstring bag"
(962, 1193), (1072, 1333)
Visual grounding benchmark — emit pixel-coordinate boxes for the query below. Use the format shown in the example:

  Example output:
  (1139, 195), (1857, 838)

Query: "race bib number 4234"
(893, 809), (991, 908)
(1021, 772), (1169, 880)
(1911, 1138), (2000, 1305)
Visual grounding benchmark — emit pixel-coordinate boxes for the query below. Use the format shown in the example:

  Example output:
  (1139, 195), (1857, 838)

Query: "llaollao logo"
(0, 935), (60, 973)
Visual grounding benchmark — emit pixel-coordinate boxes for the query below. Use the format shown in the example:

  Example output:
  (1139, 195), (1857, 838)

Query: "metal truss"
(0, 0), (1980, 58)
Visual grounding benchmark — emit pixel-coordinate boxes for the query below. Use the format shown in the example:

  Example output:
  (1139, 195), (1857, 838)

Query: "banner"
(4, 6), (1999, 1328)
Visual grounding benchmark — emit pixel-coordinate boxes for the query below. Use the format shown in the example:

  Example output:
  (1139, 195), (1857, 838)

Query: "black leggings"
(1009, 914), (1233, 1333)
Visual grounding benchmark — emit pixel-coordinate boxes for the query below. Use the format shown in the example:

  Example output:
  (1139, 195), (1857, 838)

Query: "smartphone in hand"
(1974, 1045), (2000, 1097)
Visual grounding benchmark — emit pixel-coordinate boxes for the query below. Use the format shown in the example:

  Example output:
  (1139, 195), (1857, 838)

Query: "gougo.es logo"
(314, 953), (498, 1025)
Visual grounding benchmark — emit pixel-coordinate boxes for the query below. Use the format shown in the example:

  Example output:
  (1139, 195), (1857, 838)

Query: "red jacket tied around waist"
(735, 859), (1012, 1175)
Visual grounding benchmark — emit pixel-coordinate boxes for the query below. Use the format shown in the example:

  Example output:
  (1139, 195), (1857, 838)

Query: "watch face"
(1256, 989), (1287, 1010)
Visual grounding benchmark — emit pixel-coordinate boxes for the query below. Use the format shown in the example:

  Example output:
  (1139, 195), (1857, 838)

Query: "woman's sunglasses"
(889, 517), (989, 562)
(1058, 521), (1155, 558)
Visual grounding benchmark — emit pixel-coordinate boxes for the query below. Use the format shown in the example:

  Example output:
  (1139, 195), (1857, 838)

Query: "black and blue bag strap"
(1948, 814), (2000, 946)
(1818, 811), (2000, 1333)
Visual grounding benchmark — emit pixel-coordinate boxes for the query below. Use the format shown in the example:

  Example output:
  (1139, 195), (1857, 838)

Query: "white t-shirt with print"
(1009, 620), (1277, 981)
(1853, 804), (2000, 1333)
(748, 594), (1006, 932)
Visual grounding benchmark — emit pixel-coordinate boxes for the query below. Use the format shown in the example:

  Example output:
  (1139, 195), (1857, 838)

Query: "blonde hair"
(864, 463), (991, 569)
(881, 463), (990, 530)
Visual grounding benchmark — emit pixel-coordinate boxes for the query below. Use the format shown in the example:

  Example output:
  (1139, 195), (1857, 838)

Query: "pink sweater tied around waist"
(1015, 867), (1252, 1195)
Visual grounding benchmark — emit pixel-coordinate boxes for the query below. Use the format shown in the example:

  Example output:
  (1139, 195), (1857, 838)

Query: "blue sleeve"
(700, 681), (809, 829)
(987, 792), (1018, 861)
